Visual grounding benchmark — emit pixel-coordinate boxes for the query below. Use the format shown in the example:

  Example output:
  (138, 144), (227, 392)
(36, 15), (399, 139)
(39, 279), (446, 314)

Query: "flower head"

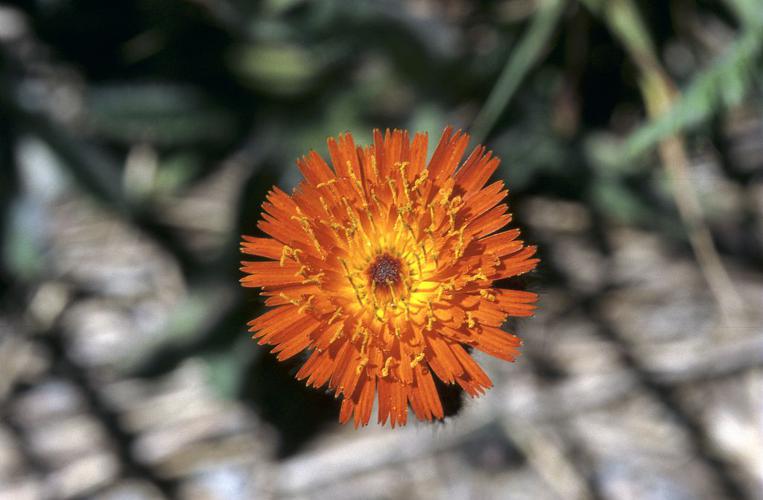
(241, 127), (539, 427)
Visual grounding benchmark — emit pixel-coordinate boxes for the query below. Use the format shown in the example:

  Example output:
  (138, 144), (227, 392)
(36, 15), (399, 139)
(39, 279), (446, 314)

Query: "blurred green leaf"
(229, 43), (323, 95)
(3, 200), (45, 280)
(471, 0), (567, 142)
(153, 152), (203, 194)
(408, 104), (447, 156)
(620, 28), (763, 159)
(585, 0), (763, 162)
(204, 339), (254, 400)
(723, 0), (763, 28)
(120, 284), (242, 375)
(86, 83), (235, 146)
(584, 132), (651, 176)
(490, 81), (574, 192)
(590, 179), (650, 224)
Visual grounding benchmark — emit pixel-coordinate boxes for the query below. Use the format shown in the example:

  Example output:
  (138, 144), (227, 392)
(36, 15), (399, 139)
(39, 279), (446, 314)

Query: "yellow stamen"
(356, 357), (368, 374)
(438, 185), (453, 206)
(369, 155), (379, 180)
(387, 178), (398, 206)
(381, 356), (394, 377)
(278, 292), (301, 307)
(328, 307), (343, 325)
(279, 245), (293, 267)
(297, 295), (315, 314)
(294, 265), (309, 278)
(467, 269), (488, 282)
(301, 272), (325, 286)
(412, 170), (428, 192)
(425, 300), (436, 331)
(410, 352), (425, 368)
(329, 327), (344, 344)
(466, 311), (476, 328)
(291, 211), (325, 257)
(340, 258), (366, 307)
(453, 226), (466, 258)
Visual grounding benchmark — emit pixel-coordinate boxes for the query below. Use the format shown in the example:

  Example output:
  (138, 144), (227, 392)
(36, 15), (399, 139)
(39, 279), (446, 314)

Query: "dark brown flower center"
(368, 254), (402, 286)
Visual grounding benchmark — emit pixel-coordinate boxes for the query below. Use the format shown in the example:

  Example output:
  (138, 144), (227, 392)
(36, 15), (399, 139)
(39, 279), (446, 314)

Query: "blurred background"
(1, 0), (762, 499)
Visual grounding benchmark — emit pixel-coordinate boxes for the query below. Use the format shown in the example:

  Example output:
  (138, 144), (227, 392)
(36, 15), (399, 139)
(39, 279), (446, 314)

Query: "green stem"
(471, 0), (567, 142)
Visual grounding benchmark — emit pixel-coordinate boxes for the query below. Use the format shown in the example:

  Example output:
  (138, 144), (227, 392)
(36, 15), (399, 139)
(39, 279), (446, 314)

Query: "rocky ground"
(0, 149), (761, 499)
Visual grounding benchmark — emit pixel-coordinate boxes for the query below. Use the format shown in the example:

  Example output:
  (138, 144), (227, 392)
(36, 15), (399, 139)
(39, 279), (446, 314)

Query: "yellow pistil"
(381, 356), (394, 377)
(410, 352), (425, 368)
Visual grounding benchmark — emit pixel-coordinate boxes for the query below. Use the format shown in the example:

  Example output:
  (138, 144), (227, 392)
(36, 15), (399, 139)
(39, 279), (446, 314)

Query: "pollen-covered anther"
(381, 356), (395, 377)
(291, 214), (324, 256)
(452, 227), (466, 258)
(397, 162), (413, 205)
(425, 300), (436, 331)
(329, 327), (344, 344)
(352, 322), (368, 344)
(356, 357), (369, 374)
(467, 270), (488, 282)
(447, 197), (463, 230)
(387, 178), (399, 206)
(438, 186), (453, 206)
(301, 271), (325, 286)
(279, 245), (300, 266)
(297, 295), (315, 314)
(327, 307), (343, 325)
(278, 292), (301, 307)
(411, 169), (428, 192)
(479, 288), (497, 302)
(466, 311), (477, 328)
(340, 258), (367, 307)
(410, 352), (425, 368)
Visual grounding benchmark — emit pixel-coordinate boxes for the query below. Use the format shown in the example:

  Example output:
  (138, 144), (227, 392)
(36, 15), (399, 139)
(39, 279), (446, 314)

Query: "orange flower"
(241, 127), (539, 427)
